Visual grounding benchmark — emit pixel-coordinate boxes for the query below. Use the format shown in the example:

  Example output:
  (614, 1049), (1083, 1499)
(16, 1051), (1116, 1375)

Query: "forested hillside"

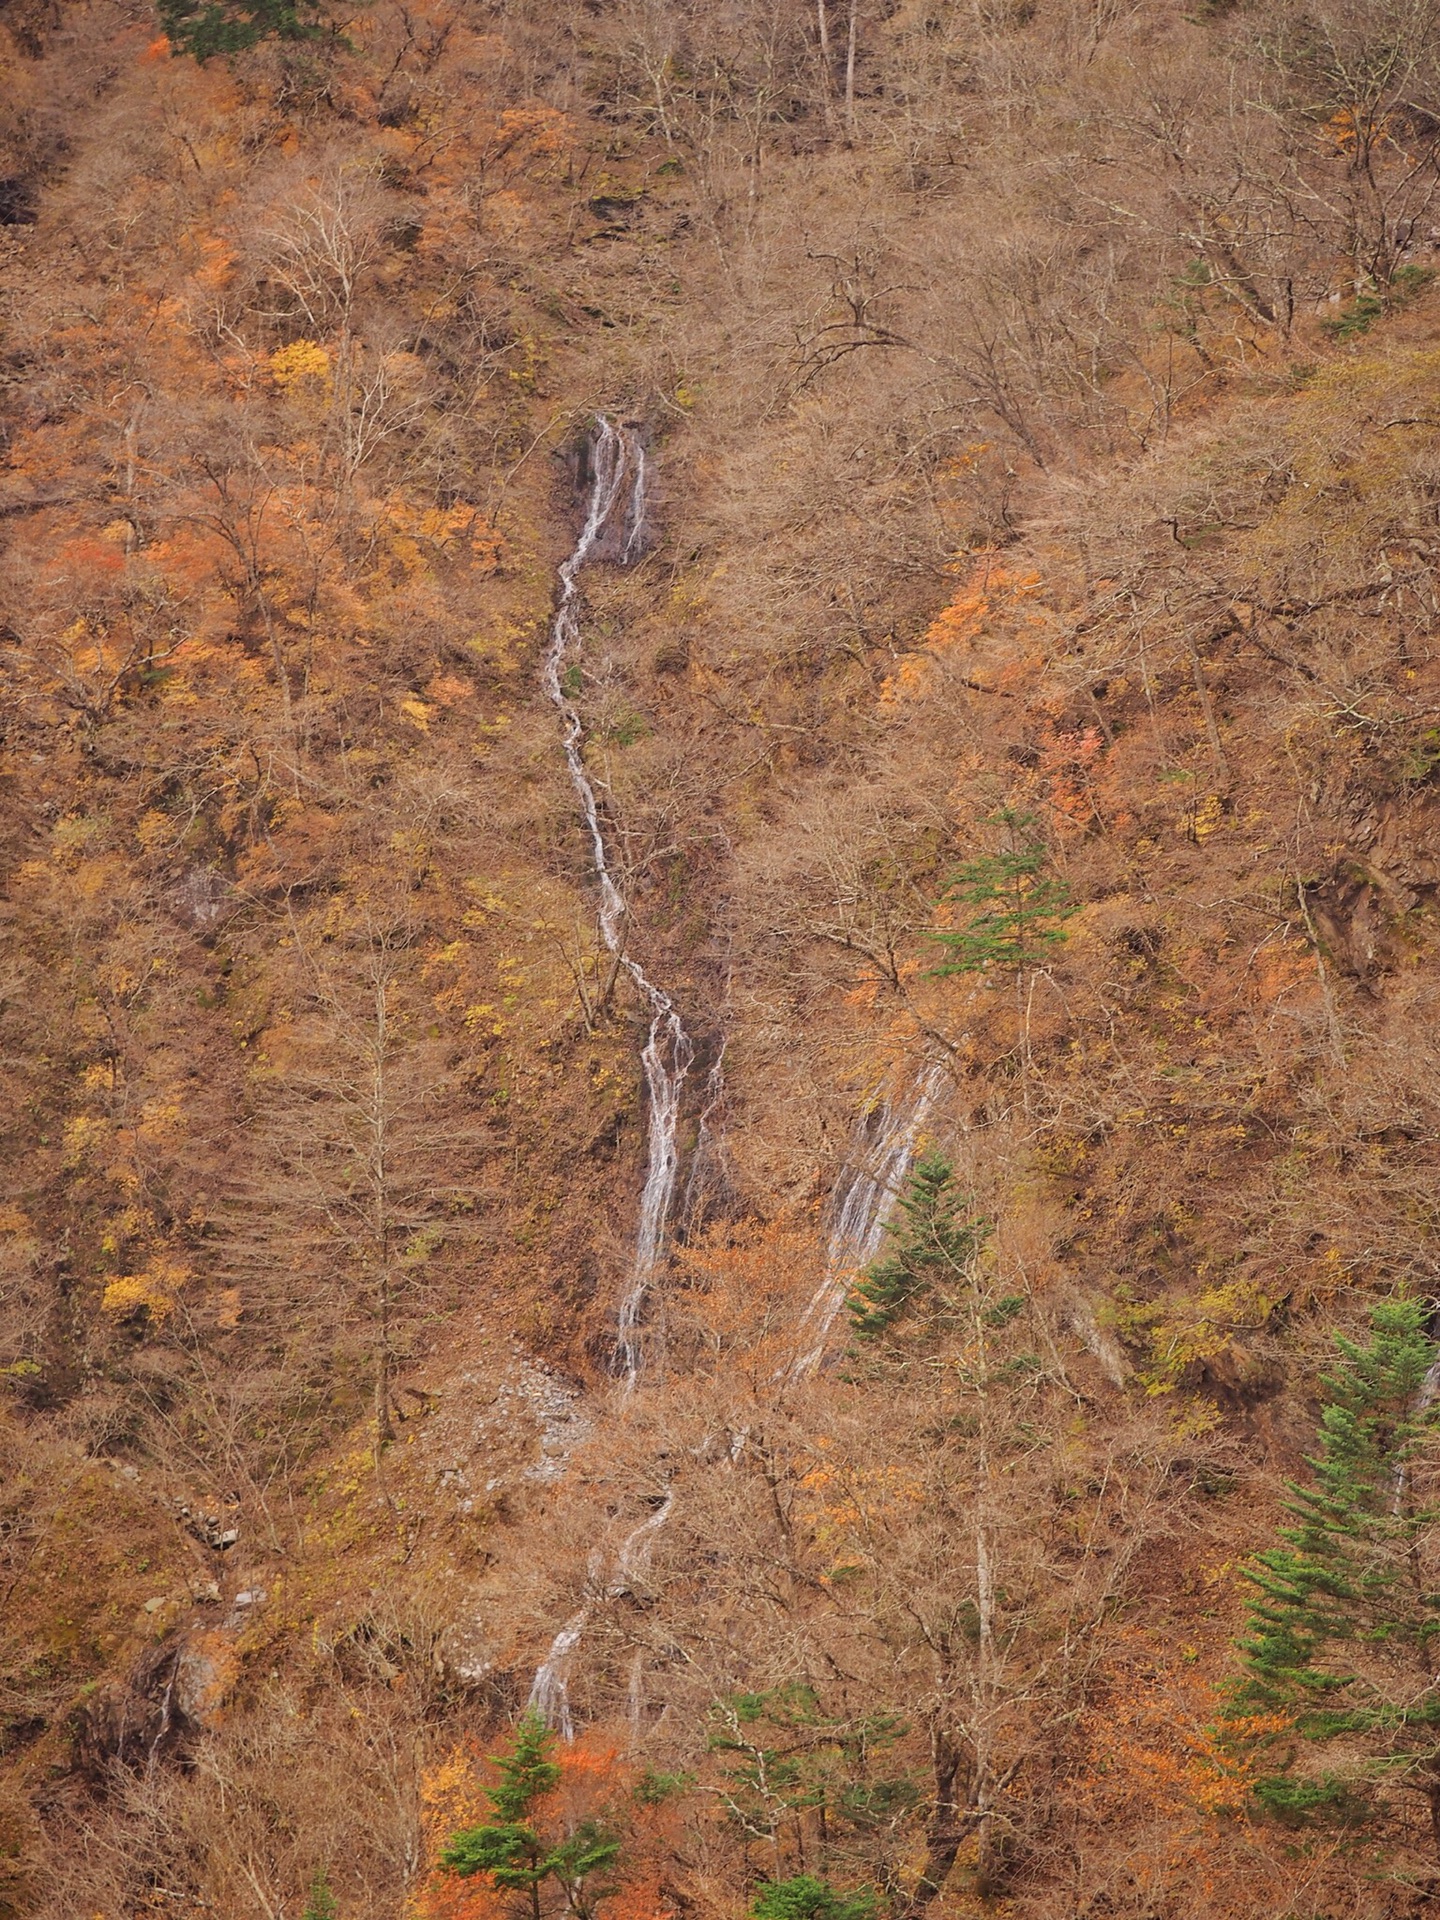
(4, 1), (1440, 1914)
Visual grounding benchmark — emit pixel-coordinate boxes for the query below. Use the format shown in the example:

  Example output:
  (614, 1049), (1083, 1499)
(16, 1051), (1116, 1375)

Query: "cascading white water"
(613, 1490), (675, 1583)
(528, 1607), (588, 1741)
(790, 1063), (945, 1378)
(618, 1010), (693, 1381)
(528, 419), (695, 1734)
(541, 416), (695, 1385)
(527, 1492), (674, 1736)
(679, 1043), (728, 1234)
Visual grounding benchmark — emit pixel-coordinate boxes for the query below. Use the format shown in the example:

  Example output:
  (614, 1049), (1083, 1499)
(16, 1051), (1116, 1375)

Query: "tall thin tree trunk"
(1185, 635), (1229, 782)
(845, 0), (859, 136)
(972, 1298), (998, 1895)
(372, 976), (395, 1450)
(908, 1729), (964, 1912)
(375, 1267), (393, 1449)
(815, 0), (834, 127)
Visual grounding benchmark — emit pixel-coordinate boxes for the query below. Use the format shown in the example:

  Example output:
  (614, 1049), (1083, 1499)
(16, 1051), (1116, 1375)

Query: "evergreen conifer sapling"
(442, 1712), (621, 1920)
(928, 808), (1071, 1102)
(302, 1868), (338, 1920)
(849, 1157), (988, 1341)
(1226, 1298), (1440, 1855)
(928, 809), (1071, 981)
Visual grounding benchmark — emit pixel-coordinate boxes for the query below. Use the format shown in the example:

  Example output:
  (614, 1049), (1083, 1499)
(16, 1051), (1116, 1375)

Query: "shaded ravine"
(540, 417), (695, 1386)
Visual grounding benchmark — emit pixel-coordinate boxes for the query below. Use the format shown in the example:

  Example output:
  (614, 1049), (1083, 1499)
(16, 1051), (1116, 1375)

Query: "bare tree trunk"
(908, 1729), (964, 1912)
(1185, 635), (1229, 783)
(371, 973), (395, 1451)
(969, 1285), (1003, 1895)
(815, 0), (834, 127)
(845, 0), (859, 137)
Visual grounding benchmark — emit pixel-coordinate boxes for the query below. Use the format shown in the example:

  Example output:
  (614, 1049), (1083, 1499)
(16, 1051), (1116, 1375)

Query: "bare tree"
(251, 897), (479, 1450)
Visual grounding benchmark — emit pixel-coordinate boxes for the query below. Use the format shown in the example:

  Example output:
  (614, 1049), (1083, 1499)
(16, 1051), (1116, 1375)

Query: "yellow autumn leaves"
(101, 1256), (192, 1325)
(269, 338), (332, 391)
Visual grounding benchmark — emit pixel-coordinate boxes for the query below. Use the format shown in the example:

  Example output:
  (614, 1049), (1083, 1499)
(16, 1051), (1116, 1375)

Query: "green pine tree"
(442, 1712), (620, 1920)
(1225, 1297), (1440, 1852)
(709, 1683), (913, 1861)
(928, 809), (1071, 981)
(849, 1157), (989, 1340)
(157, 0), (329, 62)
(302, 1867), (338, 1920)
(751, 1876), (876, 1920)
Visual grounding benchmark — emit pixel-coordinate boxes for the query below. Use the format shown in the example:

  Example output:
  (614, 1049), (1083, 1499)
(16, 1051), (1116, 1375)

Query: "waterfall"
(530, 429), (948, 1739)
(542, 416), (695, 1385)
(790, 1063), (945, 1378)
(679, 1042), (729, 1236)
(528, 1607), (588, 1741)
(528, 419), (693, 1734)
(527, 1493), (674, 1737)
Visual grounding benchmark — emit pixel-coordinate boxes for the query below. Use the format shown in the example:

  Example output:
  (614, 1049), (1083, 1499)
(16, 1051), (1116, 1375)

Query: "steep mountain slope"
(3, 2), (1440, 1916)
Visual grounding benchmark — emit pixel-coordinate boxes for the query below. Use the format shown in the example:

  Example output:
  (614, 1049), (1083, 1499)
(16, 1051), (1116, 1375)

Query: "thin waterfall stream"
(540, 417), (695, 1386)
(529, 1493), (674, 1740)
(528, 1057), (942, 1733)
(528, 418), (693, 1732)
(791, 1063), (945, 1378)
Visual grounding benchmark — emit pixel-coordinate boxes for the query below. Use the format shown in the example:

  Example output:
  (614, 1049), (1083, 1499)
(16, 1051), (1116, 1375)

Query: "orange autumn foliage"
(413, 1735), (678, 1920)
(1037, 721), (1107, 832)
(672, 1216), (823, 1364)
(1072, 1626), (1312, 1912)
(880, 556), (1044, 706)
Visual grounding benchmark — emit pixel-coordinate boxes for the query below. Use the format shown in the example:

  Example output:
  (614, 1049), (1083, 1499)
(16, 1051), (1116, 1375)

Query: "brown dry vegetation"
(4, 0), (1440, 1915)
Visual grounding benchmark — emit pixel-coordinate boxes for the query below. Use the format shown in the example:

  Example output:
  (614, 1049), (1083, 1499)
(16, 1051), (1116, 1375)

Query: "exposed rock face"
(73, 1625), (238, 1777)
